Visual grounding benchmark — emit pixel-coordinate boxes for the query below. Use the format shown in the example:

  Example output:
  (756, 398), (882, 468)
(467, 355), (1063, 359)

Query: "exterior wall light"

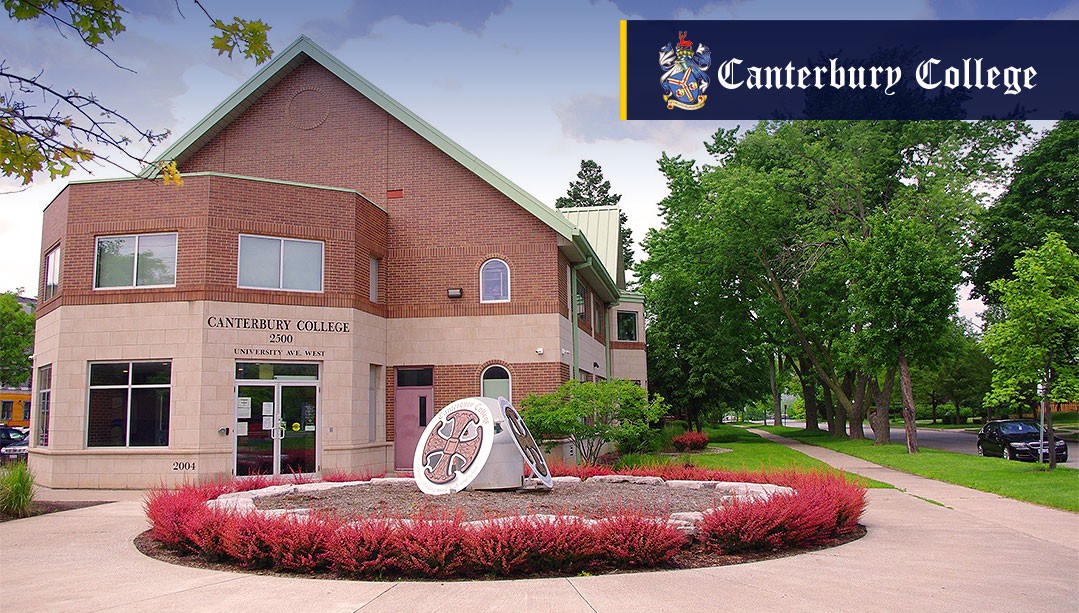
(447, 288), (463, 299)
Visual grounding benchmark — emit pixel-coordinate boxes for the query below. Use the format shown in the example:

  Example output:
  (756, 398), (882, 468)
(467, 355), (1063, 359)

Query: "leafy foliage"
(971, 120), (1079, 303)
(671, 431), (709, 451)
(983, 233), (1079, 411)
(1, 1), (272, 184)
(0, 292), (34, 386)
(0, 461), (35, 518)
(520, 379), (667, 464)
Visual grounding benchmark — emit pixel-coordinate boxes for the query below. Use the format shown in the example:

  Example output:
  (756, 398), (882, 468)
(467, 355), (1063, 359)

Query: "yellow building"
(0, 388), (32, 429)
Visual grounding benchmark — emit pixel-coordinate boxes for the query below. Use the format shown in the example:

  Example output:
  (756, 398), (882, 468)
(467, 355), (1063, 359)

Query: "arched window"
(479, 259), (510, 303)
(481, 364), (511, 401)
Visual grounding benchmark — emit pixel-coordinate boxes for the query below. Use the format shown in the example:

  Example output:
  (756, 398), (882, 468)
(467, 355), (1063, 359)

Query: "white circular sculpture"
(413, 397), (495, 495)
(500, 397), (553, 488)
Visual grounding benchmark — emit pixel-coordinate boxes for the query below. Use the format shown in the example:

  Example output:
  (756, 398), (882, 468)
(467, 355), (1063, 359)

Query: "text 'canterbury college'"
(716, 57), (1037, 96)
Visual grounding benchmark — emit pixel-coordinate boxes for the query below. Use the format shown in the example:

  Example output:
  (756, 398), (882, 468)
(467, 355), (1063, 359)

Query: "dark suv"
(977, 419), (1068, 462)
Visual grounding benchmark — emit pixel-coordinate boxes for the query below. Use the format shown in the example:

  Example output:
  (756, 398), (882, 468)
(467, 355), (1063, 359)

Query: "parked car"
(977, 419), (1068, 462)
(0, 436), (27, 463)
(0, 426), (27, 450)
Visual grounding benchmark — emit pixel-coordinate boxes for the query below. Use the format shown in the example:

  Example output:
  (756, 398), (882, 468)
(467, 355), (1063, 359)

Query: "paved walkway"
(3, 435), (1077, 613)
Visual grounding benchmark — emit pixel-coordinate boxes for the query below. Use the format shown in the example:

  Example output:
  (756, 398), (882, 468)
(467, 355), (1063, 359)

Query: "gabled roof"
(145, 36), (620, 302)
(560, 206), (625, 288)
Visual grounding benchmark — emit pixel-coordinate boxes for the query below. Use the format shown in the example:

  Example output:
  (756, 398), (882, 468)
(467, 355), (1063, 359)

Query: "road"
(769, 419), (1077, 467)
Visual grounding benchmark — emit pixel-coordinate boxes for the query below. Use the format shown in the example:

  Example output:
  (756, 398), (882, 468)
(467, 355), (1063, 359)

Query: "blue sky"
(1, 1), (1075, 320)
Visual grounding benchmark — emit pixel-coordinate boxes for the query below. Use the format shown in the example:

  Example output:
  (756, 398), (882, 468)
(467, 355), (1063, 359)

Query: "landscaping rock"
(551, 476), (582, 484)
(587, 475), (664, 486)
(666, 480), (710, 490)
(247, 484), (296, 498)
(669, 511), (704, 523)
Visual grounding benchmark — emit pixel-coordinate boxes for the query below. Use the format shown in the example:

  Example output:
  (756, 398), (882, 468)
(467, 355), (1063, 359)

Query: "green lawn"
(761, 426), (1079, 512)
(622, 425), (890, 489)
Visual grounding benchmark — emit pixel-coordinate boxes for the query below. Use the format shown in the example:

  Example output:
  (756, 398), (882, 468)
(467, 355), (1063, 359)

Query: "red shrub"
(219, 511), (286, 569)
(547, 461), (615, 480)
(327, 519), (400, 578)
(671, 431), (710, 452)
(270, 515), (336, 573)
(468, 516), (547, 577)
(594, 512), (687, 568)
(144, 484), (222, 551)
(231, 474), (288, 492)
(391, 513), (473, 579)
(698, 472), (865, 553)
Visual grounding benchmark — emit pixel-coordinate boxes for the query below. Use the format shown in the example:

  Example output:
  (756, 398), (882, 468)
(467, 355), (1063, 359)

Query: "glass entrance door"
(235, 382), (318, 476)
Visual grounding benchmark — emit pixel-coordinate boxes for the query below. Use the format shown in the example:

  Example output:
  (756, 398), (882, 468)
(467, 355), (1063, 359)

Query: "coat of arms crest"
(660, 32), (711, 110)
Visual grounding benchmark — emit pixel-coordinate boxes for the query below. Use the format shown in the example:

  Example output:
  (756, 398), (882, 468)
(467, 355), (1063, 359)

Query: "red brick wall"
(386, 361), (565, 441)
(181, 59), (563, 319)
(38, 175), (387, 314)
(37, 190), (69, 315)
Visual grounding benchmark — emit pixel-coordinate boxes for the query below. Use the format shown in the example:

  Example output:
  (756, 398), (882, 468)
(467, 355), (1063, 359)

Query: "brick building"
(28, 37), (647, 488)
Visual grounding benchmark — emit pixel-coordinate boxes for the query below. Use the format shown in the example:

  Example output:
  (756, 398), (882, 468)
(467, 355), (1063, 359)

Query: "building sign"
(414, 398), (494, 495)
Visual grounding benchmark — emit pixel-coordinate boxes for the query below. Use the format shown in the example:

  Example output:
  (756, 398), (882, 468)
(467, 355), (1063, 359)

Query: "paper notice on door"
(304, 425), (315, 432)
(262, 416), (274, 430)
(236, 422), (248, 436)
(262, 402), (274, 416)
(237, 398), (251, 418)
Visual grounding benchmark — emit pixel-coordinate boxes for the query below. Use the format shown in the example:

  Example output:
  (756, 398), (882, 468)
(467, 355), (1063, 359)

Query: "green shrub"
(0, 462), (35, 519)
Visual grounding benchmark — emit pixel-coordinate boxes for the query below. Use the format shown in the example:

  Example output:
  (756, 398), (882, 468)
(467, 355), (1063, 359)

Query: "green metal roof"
(560, 206), (624, 288)
(145, 36), (620, 301)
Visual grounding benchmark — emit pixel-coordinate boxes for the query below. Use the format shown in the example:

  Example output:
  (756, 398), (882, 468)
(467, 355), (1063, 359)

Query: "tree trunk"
(800, 361), (820, 432)
(930, 397), (937, 424)
(822, 380), (837, 435)
(849, 373), (869, 440)
(1045, 361), (1056, 470)
(898, 350), (919, 453)
(952, 400), (961, 426)
(869, 366), (896, 445)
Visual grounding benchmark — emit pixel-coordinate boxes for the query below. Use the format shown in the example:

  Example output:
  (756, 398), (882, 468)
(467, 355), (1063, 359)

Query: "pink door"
(393, 368), (434, 471)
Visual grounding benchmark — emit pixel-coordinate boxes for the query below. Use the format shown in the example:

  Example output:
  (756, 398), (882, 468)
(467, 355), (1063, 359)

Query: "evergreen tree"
(556, 160), (635, 274)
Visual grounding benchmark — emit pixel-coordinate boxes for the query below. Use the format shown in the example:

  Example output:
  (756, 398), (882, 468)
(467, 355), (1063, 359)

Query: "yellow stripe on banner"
(619, 20), (627, 121)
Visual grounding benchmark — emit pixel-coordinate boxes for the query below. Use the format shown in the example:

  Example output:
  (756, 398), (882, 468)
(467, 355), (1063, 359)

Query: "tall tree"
(971, 120), (1079, 303)
(0, 292), (34, 387)
(2, 1), (272, 184)
(983, 233), (1079, 469)
(556, 159), (635, 275)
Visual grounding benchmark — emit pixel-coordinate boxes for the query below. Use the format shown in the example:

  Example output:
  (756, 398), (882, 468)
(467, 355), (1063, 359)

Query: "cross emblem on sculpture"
(420, 409), (483, 484)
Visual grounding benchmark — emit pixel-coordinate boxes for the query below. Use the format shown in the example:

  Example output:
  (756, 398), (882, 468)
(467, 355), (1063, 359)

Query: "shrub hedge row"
(144, 467), (864, 579)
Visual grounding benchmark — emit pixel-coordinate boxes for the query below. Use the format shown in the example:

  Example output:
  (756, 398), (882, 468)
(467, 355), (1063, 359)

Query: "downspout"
(571, 259), (592, 380)
(604, 303), (612, 380)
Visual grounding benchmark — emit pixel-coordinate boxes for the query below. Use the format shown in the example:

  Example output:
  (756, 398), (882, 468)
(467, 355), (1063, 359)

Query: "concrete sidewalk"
(3, 437), (1076, 613)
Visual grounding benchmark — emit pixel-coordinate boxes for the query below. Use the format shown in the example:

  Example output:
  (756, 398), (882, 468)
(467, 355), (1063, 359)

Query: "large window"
(87, 361), (171, 447)
(576, 283), (588, 324)
(95, 233), (177, 288)
(37, 365), (51, 447)
(238, 235), (323, 292)
(480, 259), (510, 303)
(44, 245), (60, 300)
(1, 401), (11, 421)
(617, 311), (638, 341)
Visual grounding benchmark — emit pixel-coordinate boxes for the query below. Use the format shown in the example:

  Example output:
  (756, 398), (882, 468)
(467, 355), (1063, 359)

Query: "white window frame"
(369, 255), (380, 303)
(237, 234), (325, 293)
(479, 258), (511, 304)
(37, 364), (52, 447)
(44, 244), (61, 300)
(86, 361), (172, 448)
(617, 310), (639, 342)
(480, 364), (512, 402)
(93, 232), (178, 290)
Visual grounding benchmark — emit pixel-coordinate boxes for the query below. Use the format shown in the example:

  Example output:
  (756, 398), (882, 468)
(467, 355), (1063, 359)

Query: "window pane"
(96, 236), (135, 288)
(37, 365), (51, 447)
(87, 388), (127, 446)
(369, 256), (379, 302)
(136, 234), (177, 286)
(397, 368), (433, 388)
(129, 388), (170, 446)
(617, 312), (638, 341)
(132, 361), (171, 385)
(90, 362), (129, 386)
(239, 236), (281, 288)
(482, 366), (509, 380)
(44, 246), (60, 300)
(481, 260), (509, 302)
(282, 239), (322, 291)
